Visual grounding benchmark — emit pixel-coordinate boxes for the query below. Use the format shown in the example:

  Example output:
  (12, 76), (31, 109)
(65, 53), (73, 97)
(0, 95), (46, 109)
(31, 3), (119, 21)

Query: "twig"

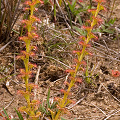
(49, 32), (67, 43)
(34, 66), (41, 100)
(76, 115), (105, 119)
(104, 109), (120, 120)
(108, 0), (116, 21)
(93, 41), (118, 54)
(92, 61), (100, 73)
(101, 83), (120, 103)
(67, 95), (86, 109)
(90, 102), (107, 116)
(102, 39), (111, 56)
(0, 97), (14, 112)
(63, 73), (70, 89)
(13, 52), (16, 80)
(93, 54), (120, 62)
(38, 55), (72, 69)
(56, 0), (71, 29)
(53, 76), (66, 84)
(1, 83), (13, 96)
(48, 26), (73, 39)
(0, 40), (13, 52)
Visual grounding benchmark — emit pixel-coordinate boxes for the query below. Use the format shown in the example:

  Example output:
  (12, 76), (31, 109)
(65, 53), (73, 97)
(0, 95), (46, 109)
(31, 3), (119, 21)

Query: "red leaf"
(79, 41), (91, 47)
(74, 59), (86, 65)
(82, 26), (92, 32)
(94, 0), (106, 3)
(60, 89), (71, 95)
(88, 9), (96, 15)
(79, 0), (83, 2)
(79, 36), (86, 41)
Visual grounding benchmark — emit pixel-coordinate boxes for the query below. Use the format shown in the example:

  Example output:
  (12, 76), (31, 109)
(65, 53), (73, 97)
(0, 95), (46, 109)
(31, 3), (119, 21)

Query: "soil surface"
(0, 0), (120, 120)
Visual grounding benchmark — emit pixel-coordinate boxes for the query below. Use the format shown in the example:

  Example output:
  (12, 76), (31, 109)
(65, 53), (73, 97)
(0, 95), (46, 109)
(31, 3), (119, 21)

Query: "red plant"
(112, 70), (120, 77)
(16, 0), (43, 119)
(53, 0), (106, 119)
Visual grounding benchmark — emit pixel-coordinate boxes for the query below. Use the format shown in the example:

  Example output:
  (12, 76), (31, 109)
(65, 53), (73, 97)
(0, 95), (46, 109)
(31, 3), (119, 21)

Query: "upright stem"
(54, 1), (102, 119)
(23, 0), (35, 108)
(90, 0), (92, 9)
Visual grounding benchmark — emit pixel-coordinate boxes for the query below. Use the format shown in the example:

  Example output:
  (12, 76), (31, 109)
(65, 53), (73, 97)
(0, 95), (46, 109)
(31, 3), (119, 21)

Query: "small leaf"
(102, 29), (114, 34)
(108, 18), (116, 25)
(61, 117), (67, 120)
(51, 101), (57, 109)
(47, 88), (51, 108)
(15, 108), (24, 120)
(3, 108), (10, 120)
(39, 102), (46, 113)
(78, 16), (83, 25)
(73, 26), (87, 36)
(82, 26), (92, 32)
(88, 9), (96, 15)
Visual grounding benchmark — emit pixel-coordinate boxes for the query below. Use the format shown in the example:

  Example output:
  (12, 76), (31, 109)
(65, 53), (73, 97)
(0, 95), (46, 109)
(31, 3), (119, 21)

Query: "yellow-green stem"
(95, 2), (100, 17)
(59, 0), (62, 6)
(54, 2), (102, 120)
(54, 78), (75, 120)
(54, 110), (61, 120)
(23, 1), (35, 112)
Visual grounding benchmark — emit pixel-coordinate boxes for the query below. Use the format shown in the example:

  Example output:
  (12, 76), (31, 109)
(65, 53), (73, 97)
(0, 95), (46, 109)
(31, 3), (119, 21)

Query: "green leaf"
(61, 117), (67, 120)
(102, 29), (114, 34)
(3, 108), (10, 120)
(44, 0), (49, 4)
(64, 1), (72, 29)
(108, 18), (116, 25)
(68, 3), (74, 13)
(77, 16), (82, 25)
(72, 0), (76, 6)
(47, 88), (51, 108)
(51, 101), (57, 109)
(73, 26), (87, 36)
(92, 28), (101, 33)
(68, 0), (77, 13)
(54, 4), (56, 21)
(15, 108), (24, 120)
(39, 102), (46, 113)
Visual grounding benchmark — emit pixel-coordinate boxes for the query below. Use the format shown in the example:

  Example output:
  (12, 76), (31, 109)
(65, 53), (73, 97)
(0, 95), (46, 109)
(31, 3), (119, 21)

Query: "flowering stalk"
(17, 0), (43, 119)
(54, 0), (106, 119)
